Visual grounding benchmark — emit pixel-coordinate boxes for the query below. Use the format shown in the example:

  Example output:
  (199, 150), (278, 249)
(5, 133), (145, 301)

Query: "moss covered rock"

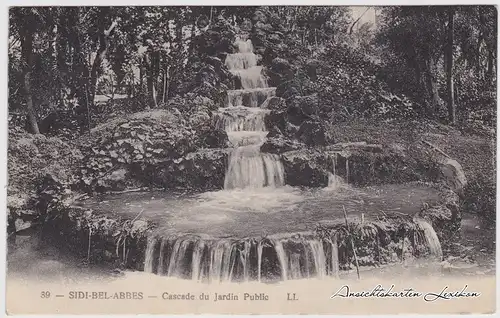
(77, 110), (229, 193)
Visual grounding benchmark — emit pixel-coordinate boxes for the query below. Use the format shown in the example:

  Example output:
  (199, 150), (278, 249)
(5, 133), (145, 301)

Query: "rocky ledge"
(260, 140), (467, 193)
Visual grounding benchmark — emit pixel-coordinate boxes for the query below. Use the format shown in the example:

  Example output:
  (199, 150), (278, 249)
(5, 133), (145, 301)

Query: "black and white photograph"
(5, 5), (497, 314)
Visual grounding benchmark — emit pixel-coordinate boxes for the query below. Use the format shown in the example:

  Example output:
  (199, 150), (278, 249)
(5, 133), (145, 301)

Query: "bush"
(7, 132), (82, 235)
(462, 176), (496, 223)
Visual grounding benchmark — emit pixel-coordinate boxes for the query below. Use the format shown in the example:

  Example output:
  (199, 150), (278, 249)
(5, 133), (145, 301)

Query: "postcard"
(6, 5), (496, 314)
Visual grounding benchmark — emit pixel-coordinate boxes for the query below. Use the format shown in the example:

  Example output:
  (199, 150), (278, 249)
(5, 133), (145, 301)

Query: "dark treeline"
(8, 6), (497, 136)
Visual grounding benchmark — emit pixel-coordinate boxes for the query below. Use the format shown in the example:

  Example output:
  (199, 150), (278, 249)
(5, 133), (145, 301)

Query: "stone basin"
(65, 182), (457, 283)
(80, 183), (443, 239)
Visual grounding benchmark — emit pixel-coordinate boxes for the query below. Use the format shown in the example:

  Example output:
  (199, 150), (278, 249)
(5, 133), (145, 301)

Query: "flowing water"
(415, 218), (443, 259)
(215, 37), (282, 189)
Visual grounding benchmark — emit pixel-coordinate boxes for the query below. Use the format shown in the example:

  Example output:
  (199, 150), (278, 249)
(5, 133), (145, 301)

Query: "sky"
(350, 6), (377, 30)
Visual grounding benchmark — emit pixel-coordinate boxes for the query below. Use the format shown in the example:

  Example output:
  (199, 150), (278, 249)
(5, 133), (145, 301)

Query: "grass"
(327, 119), (495, 184)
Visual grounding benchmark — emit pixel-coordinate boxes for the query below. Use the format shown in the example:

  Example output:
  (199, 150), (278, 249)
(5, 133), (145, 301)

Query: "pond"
(80, 183), (442, 239)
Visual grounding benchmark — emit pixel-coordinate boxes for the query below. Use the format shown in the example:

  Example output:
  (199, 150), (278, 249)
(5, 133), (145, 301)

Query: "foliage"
(377, 6), (497, 123)
(8, 6), (240, 134)
(263, 6), (351, 49)
(314, 43), (415, 120)
(7, 131), (82, 235)
(462, 177), (496, 222)
(9, 6), (496, 133)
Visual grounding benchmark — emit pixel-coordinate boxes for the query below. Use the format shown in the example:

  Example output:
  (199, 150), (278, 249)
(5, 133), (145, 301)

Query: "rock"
(205, 56), (232, 84)
(81, 109), (220, 192)
(326, 142), (383, 153)
(289, 94), (319, 118)
(269, 57), (293, 87)
(271, 58), (292, 74)
(265, 97), (286, 112)
(196, 65), (218, 87)
(296, 120), (328, 146)
(15, 218), (32, 233)
(255, 54), (263, 64)
(259, 46), (277, 65)
(131, 219), (149, 234)
(277, 85), (300, 102)
(206, 56), (223, 70)
(281, 150), (330, 187)
(260, 136), (302, 154)
(191, 95), (215, 109)
(231, 73), (243, 89)
(266, 125), (282, 138)
(195, 29), (236, 56)
(435, 155), (467, 192)
(189, 110), (211, 127)
(198, 127), (229, 148)
(108, 168), (127, 182)
(98, 168), (128, 192)
(217, 51), (228, 62)
(51, 206), (152, 269)
(421, 142), (468, 192)
(159, 148), (230, 190)
(279, 143), (433, 188)
(264, 110), (287, 133)
(170, 107), (183, 119)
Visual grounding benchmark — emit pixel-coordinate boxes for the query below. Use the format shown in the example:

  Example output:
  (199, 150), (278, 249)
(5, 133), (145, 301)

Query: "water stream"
(215, 37), (283, 189)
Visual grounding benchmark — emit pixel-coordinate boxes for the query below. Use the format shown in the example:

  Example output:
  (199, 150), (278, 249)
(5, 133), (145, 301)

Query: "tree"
(378, 7), (449, 117)
(89, 7), (118, 105)
(446, 7), (456, 124)
(377, 6), (496, 122)
(11, 8), (40, 134)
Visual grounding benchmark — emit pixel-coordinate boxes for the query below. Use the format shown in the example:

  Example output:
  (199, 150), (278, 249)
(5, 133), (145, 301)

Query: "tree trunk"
(189, 20), (196, 54)
(165, 64), (171, 104)
(20, 12), (40, 134)
(56, 12), (68, 107)
(127, 70), (134, 98)
(89, 8), (117, 104)
(70, 8), (92, 132)
(446, 8), (456, 124)
(486, 47), (495, 84)
(176, 15), (184, 50)
(162, 71), (167, 104)
(139, 63), (144, 95)
(423, 57), (443, 117)
(144, 54), (157, 109)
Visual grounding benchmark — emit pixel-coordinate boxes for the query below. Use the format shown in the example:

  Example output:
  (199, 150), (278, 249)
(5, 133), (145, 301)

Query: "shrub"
(462, 176), (496, 223)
